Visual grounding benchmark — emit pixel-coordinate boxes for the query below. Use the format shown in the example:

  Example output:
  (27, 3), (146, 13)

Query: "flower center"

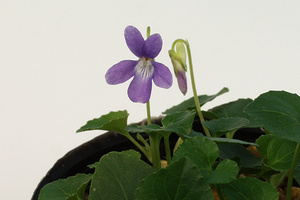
(135, 57), (154, 79)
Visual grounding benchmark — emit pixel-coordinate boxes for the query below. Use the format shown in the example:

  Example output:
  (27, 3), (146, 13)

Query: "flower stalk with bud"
(169, 39), (211, 137)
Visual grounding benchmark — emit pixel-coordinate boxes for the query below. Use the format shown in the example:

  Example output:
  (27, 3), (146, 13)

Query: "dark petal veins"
(127, 71), (153, 103)
(142, 33), (162, 59)
(124, 26), (145, 58)
(105, 60), (137, 85)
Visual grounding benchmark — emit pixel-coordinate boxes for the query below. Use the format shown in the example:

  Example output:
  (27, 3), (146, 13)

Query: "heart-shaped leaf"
(256, 134), (300, 171)
(202, 159), (239, 184)
(173, 136), (239, 184)
(202, 117), (249, 137)
(89, 151), (156, 200)
(173, 137), (218, 170)
(209, 98), (260, 128)
(163, 87), (229, 114)
(244, 91), (300, 143)
(162, 110), (195, 136)
(220, 177), (279, 200)
(76, 110), (129, 135)
(38, 173), (92, 200)
(136, 157), (213, 200)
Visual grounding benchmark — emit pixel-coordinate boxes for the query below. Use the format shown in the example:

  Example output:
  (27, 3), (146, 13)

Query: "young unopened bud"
(169, 42), (187, 95)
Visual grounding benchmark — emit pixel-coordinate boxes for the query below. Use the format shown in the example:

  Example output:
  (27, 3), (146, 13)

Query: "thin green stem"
(173, 137), (184, 153)
(215, 184), (226, 200)
(126, 133), (151, 161)
(286, 143), (300, 200)
(164, 135), (172, 165)
(146, 27), (152, 126)
(150, 136), (161, 170)
(172, 39), (211, 137)
(137, 133), (150, 149)
(147, 26), (150, 38)
(146, 26), (161, 169)
(255, 164), (272, 179)
(269, 171), (289, 187)
(225, 130), (235, 139)
(146, 101), (152, 125)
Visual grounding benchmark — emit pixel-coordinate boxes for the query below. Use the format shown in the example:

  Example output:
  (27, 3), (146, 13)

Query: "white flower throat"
(135, 57), (154, 79)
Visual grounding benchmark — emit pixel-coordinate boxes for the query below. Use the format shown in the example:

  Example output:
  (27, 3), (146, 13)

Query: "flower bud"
(169, 42), (187, 95)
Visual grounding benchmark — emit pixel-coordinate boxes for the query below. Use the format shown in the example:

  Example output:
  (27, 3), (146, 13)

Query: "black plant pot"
(31, 117), (264, 200)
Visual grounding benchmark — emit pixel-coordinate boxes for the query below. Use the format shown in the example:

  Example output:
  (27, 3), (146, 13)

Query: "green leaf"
(181, 130), (257, 146)
(126, 111), (195, 138)
(89, 151), (156, 200)
(126, 124), (162, 133)
(173, 137), (239, 184)
(162, 110), (196, 136)
(66, 194), (78, 200)
(136, 157), (213, 200)
(220, 177), (279, 200)
(123, 149), (142, 159)
(125, 124), (147, 133)
(202, 117), (249, 137)
(202, 111), (219, 120)
(256, 134), (299, 171)
(76, 110), (129, 135)
(126, 124), (169, 138)
(244, 91), (300, 143)
(218, 143), (261, 169)
(87, 162), (98, 169)
(163, 87), (229, 114)
(38, 173), (92, 200)
(209, 98), (261, 128)
(203, 159), (239, 184)
(173, 137), (218, 170)
(207, 137), (257, 146)
(255, 135), (273, 159)
(67, 178), (90, 200)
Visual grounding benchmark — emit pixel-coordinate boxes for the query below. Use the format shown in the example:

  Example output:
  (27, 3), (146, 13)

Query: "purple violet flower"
(105, 26), (173, 103)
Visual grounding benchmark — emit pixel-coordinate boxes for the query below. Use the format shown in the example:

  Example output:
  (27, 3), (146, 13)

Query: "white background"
(1, 1), (299, 199)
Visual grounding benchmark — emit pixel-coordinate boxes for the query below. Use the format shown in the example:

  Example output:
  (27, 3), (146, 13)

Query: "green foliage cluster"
(38, 90), (300, 200)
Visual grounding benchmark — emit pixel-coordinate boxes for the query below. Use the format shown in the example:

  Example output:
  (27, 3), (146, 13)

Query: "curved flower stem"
(286, 142), (300, 200)
(146, 27), (152, 126)
(145, 26), (162, 169)
(172, 39), (211, 137)
(146, 101), (152, 125)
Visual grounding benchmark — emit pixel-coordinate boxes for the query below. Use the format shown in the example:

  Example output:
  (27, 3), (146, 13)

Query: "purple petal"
(142, 34), (162, 59)
(128, 70), (153, 103)
(177, 71), (187, 95)
(105, 60), (137, 84)
(152, 61), (173, 89)
(124, 26), (145, 58)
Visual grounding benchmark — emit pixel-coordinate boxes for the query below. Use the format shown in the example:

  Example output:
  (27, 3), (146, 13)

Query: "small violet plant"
(38, 25), (300, 200)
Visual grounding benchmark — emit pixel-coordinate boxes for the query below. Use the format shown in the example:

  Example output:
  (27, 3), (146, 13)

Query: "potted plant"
(34, 25), (300, 200)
